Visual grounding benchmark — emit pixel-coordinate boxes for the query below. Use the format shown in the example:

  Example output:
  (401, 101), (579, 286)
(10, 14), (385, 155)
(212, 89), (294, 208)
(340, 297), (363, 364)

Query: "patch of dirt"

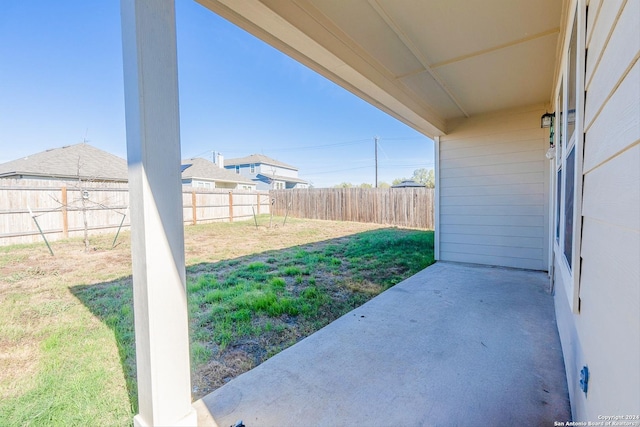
(190, 322), (309, 401)
(191, 350), (255, 398)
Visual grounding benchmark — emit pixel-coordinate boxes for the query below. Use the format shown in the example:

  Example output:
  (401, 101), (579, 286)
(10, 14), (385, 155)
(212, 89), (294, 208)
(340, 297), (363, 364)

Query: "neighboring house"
(224, 154), (308, 190)
(0, 145), (257, 191)
(391, 180), (424, 189)
(181, 157), (255, 191)
(120, 1), (639, 424)
(0, 143), (128, 184)
(0, 144), (129, 246)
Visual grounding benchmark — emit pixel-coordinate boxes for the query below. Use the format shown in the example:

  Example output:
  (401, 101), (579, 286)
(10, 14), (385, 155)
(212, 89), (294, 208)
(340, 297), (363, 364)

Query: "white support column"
(120, 1), (196, 426)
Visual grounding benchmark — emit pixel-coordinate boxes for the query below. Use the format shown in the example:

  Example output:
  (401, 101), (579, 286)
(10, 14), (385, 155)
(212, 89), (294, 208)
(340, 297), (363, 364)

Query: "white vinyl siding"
(580, 0), (640, 417)
(438, 106), (549, 270)
(262, 165), (297, 178)
(553, 0), (640, 420)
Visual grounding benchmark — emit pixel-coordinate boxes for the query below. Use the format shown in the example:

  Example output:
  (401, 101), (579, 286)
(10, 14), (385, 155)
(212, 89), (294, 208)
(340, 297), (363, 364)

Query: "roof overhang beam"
(196, 0), (447, 137)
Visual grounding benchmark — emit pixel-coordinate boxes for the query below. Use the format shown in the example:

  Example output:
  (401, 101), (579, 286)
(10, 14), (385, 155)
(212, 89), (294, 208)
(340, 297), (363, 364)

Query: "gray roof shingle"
(181, 158), (254, 184)
(256, 173), (308, 184)
(0, 146), (261, 187)
(0, 143), (128, 181)
(224, 154), (297, 171)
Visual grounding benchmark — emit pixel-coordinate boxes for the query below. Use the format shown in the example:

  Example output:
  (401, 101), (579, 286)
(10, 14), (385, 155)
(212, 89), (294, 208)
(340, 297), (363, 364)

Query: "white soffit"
(436, 31), (560, 115)
(196, 0), (563, 138)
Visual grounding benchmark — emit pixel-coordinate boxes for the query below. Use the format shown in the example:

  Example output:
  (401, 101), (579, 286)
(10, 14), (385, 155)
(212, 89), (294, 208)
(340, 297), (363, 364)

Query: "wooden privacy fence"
(181, 189), (270, 226)
(0, 179), (270, 246)
(270, 187), (434, 229)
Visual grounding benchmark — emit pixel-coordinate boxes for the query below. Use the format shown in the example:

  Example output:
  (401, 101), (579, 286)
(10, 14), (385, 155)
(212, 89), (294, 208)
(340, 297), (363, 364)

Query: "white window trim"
(553, 0), (586, 314)
(434, 136), (441, 261)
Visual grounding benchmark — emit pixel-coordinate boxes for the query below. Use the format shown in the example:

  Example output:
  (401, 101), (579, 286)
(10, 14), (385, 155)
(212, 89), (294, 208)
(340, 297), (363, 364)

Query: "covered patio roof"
(118, 1), (569, 424)
(197, 0), (565, 137)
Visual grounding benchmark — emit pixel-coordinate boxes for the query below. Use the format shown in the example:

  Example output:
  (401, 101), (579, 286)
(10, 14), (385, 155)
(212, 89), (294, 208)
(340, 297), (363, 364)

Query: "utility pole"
(374, 136), (379, 188)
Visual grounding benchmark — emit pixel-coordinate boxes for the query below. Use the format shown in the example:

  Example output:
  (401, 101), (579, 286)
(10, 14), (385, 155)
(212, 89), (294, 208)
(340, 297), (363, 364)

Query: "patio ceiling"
(197, 0), (565, 138)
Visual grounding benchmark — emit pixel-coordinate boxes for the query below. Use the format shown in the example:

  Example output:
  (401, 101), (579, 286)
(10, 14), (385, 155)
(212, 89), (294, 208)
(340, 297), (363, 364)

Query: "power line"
(187, 149), (215, 159)
(184, 135), (430, 158)
(374, 136), (378, 188)
(377, 140), (390, 160)
(378, 162), (435, 168)
(265, 138), (370, 152)
(304, 165), (374, 176)
(304, 161), (433, 173)
(379, 136), (431, 141)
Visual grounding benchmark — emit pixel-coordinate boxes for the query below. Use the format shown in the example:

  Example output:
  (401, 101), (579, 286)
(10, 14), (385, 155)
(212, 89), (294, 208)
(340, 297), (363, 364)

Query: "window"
(553, 6), (585, 313)
(567, 22), (577, 143)
(555, 81), (563, 244)
(235, 166), (239, 174)
(563, 146), (575, 268)
(561, 18), (579, 269)
(250, 164), (255, 173)
(556, 168), (562, 243)
(561, 14), (578, 270)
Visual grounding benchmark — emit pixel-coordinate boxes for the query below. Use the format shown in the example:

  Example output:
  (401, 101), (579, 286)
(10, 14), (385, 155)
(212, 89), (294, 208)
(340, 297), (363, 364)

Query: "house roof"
(0, 143), (128, 181)
(198, 0), (563, 138)
(256, 173), (308, 185)
(181, 157), (254, 185)
(224, 154), (298, 171)
(391, 180), (424, 188)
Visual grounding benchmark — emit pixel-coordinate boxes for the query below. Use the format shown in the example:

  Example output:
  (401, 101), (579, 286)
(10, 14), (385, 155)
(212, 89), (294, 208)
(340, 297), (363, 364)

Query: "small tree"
(333, 182), (353, 188)
(75, 158), (96, 252)
(49, 149), (125, 252)
(410, 168), (435, 188)
(266, 167), (278, 228)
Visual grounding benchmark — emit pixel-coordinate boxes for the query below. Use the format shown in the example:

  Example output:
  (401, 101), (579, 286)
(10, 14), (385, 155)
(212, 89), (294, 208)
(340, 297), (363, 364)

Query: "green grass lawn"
(0, 217), (434, 426)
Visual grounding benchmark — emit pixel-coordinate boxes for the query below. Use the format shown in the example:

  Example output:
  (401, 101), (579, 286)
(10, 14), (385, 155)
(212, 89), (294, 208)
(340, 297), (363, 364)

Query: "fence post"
(61, 186), (68, 238)
(257, 193), (260, 215)
(191, 190), (197, 225)
(229, 191), (234, 222)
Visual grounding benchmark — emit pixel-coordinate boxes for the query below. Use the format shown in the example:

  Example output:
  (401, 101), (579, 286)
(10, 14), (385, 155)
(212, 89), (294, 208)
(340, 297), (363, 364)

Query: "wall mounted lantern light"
(541, 112), (556, 159)
(541, 112), (554, 129)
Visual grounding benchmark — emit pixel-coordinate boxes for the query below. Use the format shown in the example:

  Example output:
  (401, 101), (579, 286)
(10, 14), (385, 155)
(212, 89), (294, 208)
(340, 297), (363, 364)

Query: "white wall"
(231, 164), (298, 179)
(438, 105), (549, 270)
(554, 0), (640, 420)
(258, 164), (298, 179)
(286, 182), (308, 189)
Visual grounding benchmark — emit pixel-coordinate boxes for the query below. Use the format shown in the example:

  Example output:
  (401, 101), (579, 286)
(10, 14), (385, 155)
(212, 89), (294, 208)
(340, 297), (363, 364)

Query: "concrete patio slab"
(195, 262), (571, 426)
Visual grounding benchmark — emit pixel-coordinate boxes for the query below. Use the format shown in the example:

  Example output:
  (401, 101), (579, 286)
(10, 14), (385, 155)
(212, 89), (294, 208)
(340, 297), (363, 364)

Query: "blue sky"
(0, 1), (434, 188)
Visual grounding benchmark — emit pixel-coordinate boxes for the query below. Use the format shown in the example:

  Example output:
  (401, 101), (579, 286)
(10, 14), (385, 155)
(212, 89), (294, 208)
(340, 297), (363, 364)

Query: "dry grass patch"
(344, 279), (385, 295)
